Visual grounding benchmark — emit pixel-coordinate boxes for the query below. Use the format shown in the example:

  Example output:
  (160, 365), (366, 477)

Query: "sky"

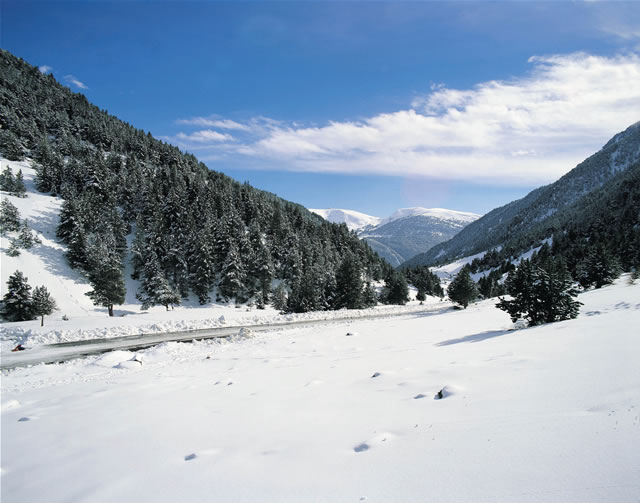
(2, 1), (640, 217)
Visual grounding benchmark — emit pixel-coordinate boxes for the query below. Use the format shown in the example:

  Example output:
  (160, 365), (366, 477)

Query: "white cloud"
(39, 65), (53, 74)
(175, 130), (233, 143)
(170, 52), (640, 185)
(177, 117), (251, 131)
(64, 75), (88, 90)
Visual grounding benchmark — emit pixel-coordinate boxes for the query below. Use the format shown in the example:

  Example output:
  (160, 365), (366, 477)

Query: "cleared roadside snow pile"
(2, 276), (639, 502)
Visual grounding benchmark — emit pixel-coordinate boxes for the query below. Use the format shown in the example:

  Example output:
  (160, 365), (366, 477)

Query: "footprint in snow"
(184, 453), (197, 461)
(18, 417), (31, 422)
(353, 443), (370, 453)
(414, 394), (426, 400)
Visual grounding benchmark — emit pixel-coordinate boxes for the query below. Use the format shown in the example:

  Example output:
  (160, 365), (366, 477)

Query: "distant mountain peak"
(312, 206), (481, 266)
(309, 208), (382, 231)
(382, 207), (481, 225)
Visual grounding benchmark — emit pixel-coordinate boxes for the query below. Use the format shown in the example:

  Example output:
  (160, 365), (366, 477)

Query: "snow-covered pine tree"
(0, 166), (16, 192)
(1, 270), (34, 321)
(335, 252), (364, 309)
(577, 243), (620, 289)
(136, 248), (181, 310)
(189, 226), (216, 304)
(0, 199), (21, 235)
(17, 221), (40, 249)
(84, 231), (126, 317)
(447, 266), (478, 309)
(219, 240), (246, 302)
(32, 285), (57, 326)
(13, 170), (27, 197)
(384, 270), (410, 305)
(271, 282), (288, 312)
(497, 258), (581, 325)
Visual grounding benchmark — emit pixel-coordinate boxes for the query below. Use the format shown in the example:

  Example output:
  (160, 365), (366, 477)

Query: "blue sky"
(3, 1), (640, 217)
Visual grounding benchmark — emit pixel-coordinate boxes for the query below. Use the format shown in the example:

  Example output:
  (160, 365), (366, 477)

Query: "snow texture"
(1, 276), (639, 502)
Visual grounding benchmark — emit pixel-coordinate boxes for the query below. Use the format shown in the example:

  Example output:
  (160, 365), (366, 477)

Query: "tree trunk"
(165, 304), (169, 311)
(41, 314), (44, 327)
(108, 305), (114, 317)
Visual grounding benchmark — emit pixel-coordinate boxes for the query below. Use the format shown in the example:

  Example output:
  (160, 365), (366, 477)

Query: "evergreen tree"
(576, 244), (620, 289)
(447, 267), (478, 308)
(32, 285), (57, 326)
(362, 281), (378, 308)
(271, 282), (288, 312)
(0, 199), (20, 234)
(13, 170), (27, 197)
(136, 249), (180, 310)
(334, 252), (364, 309)
(0, 166), (15, 192)
(1, 270), (34, 321)
(84, 232), (126, 316)
(0, 166), (26, 196)
(383, 270), (409, 305)
(17, 221), (41, 249)
(497, 258), (581, 325)
(219, 241), (246, 301)
(0, 129), (24, 161)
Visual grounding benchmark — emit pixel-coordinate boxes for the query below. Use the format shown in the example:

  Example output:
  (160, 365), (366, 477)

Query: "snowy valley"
(2, 276), (639, 502)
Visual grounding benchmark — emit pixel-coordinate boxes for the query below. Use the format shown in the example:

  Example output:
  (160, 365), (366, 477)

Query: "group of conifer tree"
(1, 49), (408, 316)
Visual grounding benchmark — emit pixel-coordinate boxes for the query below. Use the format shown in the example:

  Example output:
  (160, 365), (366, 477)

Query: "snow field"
(2, 277), (639, 502)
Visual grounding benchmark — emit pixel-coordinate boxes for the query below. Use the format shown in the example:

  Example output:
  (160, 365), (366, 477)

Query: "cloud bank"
(169, 52), (640, 185)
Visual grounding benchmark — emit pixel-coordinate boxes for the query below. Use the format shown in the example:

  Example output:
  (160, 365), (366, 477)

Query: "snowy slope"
(2, 276), (639, 502)
(309, 208), (382, 231)
(0, 159), (96, 317)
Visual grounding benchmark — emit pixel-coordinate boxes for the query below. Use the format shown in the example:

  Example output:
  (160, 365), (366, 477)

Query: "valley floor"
(2, 276), (639, 502)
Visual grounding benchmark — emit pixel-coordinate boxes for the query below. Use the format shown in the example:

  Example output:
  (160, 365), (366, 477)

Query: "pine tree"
(335, 252), (364, 309)
(497, 258), (581, 325)
(0, 199), (20, 235)
(13, 170), (27, 197)
(362, 281), (378, 307)
(17, 221), (41, 249)
(384, 270), (410, 305)
(219, 241), (246, 301)
(1, 270), (34, 321)
(0, 166), (15, 192)
(447, 267), (478, 309)
(136, 249), (180, 310)
(577, 244), (620, 289)
(84, 232), (126, 316)
(32, 285), (57, 326)
(271, 282), (288, 312)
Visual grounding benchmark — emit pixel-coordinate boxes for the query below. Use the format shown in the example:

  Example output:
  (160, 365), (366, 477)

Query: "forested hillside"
(404, 122), (640, 269)
(0, 50), (391, 314)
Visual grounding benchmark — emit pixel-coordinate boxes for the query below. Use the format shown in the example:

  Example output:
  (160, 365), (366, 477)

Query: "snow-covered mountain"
(404, 121), (640, 269)
(380, 207), (479, 226)
(309, 208), (382, 231)
(312, 207), (481, 266)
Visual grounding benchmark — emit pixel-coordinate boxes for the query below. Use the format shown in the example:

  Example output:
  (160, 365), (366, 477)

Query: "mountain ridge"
(402, 121), (640, 269)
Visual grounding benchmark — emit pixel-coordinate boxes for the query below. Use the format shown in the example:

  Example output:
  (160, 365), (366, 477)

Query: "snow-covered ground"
(2, 276), (639, 502)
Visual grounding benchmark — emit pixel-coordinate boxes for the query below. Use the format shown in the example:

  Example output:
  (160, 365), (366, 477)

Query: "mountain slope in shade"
(403, 121), (640, 269)
(312, 207), (480, 266)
